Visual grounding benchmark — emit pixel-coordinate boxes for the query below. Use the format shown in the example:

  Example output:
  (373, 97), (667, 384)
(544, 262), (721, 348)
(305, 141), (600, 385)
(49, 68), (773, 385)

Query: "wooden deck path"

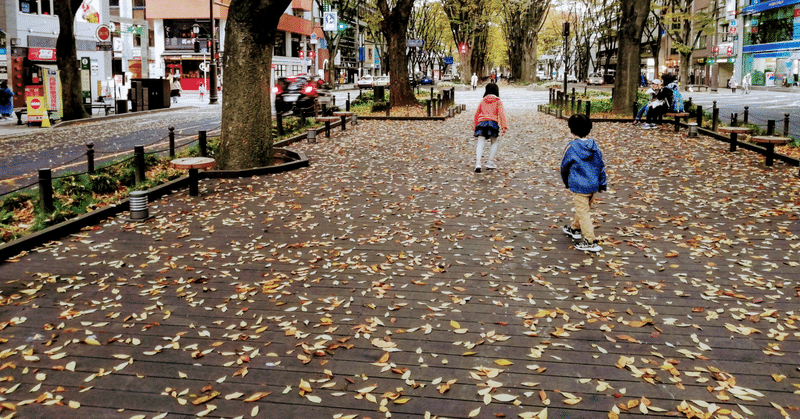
(0, 110), (798, 419)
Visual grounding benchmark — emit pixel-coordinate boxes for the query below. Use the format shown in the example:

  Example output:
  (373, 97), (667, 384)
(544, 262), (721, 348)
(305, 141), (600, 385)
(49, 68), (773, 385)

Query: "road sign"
(323, 12), (338, 31)
(444, 56), (453, 65)
(199, 62), (208, 72)
(406, 39), (423, 48)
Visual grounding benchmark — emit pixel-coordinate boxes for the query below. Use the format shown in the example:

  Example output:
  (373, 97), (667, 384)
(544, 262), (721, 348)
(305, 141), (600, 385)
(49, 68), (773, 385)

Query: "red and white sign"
(96, 24), (111, 42)
(30, 98), (42, 110)
(28, 48), (57, 62)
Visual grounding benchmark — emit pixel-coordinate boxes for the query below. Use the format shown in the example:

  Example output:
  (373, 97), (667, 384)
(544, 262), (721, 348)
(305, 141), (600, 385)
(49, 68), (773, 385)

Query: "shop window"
(110, 0), (119, 5)
(20, 0), (38, 14)
(41, 0), (52, 15)
(745, 6), (793, 46)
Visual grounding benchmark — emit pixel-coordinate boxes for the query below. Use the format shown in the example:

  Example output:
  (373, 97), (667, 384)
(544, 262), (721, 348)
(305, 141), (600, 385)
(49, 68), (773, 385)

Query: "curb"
(0, 148), (308, 262)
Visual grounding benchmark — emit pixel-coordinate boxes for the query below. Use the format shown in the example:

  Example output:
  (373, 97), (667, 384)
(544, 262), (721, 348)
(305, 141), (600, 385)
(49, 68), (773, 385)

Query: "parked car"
(441, 73), (453, 82)
(356, 75), (375, 89)
(567, 74), (579, 83)
(587, 73), (604, 85)
(536, 71), (550, 81)
(373, 76), (390, 87)
(420, 76), (434, 85)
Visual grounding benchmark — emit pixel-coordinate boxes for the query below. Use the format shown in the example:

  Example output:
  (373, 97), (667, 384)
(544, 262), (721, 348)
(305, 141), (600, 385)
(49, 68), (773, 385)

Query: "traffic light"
(459, 43), (467, 54)
(194, 40), (200, 53)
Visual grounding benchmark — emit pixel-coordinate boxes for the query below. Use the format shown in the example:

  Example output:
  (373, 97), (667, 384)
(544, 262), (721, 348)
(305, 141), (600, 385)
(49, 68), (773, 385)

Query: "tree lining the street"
(376, 0), (418, 106)
(441, 0), (491, 77)
(652, 0), (718, 88)
(215, 0), (293, 169)
(611, 0), (649, 116)
(55, 0), (90, 122)
(407, 2), (453, 80)
(501, 0), (550, 83)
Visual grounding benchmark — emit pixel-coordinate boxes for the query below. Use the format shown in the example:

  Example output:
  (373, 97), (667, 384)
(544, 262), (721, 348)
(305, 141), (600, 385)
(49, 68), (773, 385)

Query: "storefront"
(741, 0), (800, 86)
(163, 55), (216, 90)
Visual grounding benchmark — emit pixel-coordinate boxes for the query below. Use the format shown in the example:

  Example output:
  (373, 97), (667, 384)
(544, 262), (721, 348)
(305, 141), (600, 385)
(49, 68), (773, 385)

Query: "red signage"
(97, 25), (111, 42)
(30, 98), (42, 110)
(795, 8), (800, 17)
(28, 48), (57, 62)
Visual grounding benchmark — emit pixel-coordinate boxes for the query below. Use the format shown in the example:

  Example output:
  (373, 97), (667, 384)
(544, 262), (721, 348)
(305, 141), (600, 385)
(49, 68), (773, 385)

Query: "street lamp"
(208, 0), (218, 104)
(563, 22), (569, 95)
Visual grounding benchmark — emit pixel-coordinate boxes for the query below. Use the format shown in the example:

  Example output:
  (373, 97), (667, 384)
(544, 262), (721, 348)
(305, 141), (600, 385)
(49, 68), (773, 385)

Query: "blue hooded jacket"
(560, 138), (607, 194)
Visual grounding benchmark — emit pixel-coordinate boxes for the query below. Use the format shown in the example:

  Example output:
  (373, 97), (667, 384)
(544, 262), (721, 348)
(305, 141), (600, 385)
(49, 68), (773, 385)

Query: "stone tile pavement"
(0, 99), (799, 419)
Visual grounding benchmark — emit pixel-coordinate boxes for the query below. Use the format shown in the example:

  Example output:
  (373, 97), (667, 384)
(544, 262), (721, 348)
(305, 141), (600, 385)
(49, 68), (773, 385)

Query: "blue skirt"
(474, 120), (500, 138)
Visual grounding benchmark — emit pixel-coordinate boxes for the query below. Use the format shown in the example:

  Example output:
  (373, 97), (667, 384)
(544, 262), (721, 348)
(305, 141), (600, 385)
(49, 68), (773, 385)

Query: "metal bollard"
(730, 131), (738, 152)
(585, 101), (591, 119)
(276, 112), (284, 136)
(687, 123), (698, 137)
(199, 130), (208, 157)
(696, 105), (703, 127)
(712, 101), (719, 132)
(731, 113), (738, 127)
(129, 190), (149, 220)
(38, 168), (54, 213)
(168, 127), (175, 158)
(743, 106), (749, 125)
(86, 142), (95, 174)
(784, 113), (790, 137)
(767, 120), (775, 136)
(134, 145), (146, 184)
(340, 114), (347, 131)
(307, 128), (317, 144)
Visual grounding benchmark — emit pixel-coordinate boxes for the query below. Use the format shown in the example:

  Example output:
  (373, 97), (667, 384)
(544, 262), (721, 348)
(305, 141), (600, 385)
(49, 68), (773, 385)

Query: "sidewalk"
(0, 106), (798, 418)
(0, 92), (219, 138)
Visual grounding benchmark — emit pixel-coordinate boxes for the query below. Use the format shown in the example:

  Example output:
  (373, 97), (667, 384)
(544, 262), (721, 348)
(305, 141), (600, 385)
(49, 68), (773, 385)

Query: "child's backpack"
(0, 90), (10, 107)
(668, 83), (684, 112)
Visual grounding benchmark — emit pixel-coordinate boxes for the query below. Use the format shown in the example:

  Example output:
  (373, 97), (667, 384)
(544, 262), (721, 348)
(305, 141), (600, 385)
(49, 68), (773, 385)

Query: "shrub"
(1, 192), (35, 212)
(89, 172), (119, 194)
(371, 101), (390, 112)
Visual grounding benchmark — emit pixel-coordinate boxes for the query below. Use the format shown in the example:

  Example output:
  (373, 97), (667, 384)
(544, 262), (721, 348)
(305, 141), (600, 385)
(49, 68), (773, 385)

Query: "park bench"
(688, 85), (708, 92)
(92, 103), (115, 116)
(717, 126), (752, 152)
(315, 116), (339, 138)
(666, 112), (690, 132)
(750, 136), (790, 167)
(170, 157), (216, 196)
(333, 111), (354, 131)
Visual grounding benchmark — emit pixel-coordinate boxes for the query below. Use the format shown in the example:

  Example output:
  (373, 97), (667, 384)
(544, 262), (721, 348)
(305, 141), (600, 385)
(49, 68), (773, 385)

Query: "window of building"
(274, 31), (287, 56)
(109, 0), (119, 5)
(291, 34), (301, 58)
(133, 0), (145, 8)
(744, 7), (793, 46)
(20, 0), (38, 14)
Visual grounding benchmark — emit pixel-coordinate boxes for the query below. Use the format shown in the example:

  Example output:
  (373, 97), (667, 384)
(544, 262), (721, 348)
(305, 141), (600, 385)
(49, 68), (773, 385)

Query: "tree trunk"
(611, 0), (649, 116)
(55, 0), (89, 121)
(215, 0), (292, 170)
(377, 0), (417, 107)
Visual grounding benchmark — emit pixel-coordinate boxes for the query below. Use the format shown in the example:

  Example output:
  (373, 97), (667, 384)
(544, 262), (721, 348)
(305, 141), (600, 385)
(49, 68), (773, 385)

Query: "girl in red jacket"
(473, 83), (508, 172)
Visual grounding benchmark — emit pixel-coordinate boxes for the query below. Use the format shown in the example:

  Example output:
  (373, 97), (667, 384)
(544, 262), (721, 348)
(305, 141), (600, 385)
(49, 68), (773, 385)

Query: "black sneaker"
(575, 238), (602, 252)
(562, 225), (582, 239)
(474, 166), (482, 173)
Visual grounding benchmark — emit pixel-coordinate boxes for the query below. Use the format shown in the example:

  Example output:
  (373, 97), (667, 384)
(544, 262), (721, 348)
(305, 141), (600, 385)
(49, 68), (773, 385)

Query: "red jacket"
(473, 95), (508, 132)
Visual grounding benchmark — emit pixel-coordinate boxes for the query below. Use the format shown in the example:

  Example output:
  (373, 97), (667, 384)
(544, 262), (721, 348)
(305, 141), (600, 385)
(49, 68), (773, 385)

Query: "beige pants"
(571, 193), (597, 242)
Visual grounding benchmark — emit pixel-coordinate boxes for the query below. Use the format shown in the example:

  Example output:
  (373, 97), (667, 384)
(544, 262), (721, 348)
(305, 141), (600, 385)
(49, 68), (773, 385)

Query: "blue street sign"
(444, 56), (453, 65)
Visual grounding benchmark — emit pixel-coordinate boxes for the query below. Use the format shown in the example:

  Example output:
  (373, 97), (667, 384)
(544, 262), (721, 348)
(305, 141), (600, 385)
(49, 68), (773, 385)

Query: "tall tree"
(654, 0), (717, 88)
(55, 0), (90, 121)
(442, 0), (491, 77)
(215, 0), (292, 169)
(611, 0), (649, 115)
(501, 0), (550, 83)
(376, 0), (417, 107)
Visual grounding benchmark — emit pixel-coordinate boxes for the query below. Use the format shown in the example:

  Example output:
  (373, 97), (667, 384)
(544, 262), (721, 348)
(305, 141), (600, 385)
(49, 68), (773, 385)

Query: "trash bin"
(116, 100), (128, 114)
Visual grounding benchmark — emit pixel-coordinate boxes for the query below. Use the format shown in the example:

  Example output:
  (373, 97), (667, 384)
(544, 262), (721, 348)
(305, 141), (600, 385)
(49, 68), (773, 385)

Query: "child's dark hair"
(568, 114), (592, 138)
(483, 83), (499, 98)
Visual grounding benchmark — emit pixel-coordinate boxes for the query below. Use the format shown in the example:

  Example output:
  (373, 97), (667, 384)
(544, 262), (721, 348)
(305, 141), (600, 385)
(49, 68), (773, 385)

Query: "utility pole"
(563, 22), (569, 95)
(208, 0), (219, 104)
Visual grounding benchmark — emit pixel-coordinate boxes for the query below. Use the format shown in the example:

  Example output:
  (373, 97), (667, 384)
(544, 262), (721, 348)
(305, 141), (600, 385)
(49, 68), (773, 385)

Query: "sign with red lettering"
(28, 48), (57, 61)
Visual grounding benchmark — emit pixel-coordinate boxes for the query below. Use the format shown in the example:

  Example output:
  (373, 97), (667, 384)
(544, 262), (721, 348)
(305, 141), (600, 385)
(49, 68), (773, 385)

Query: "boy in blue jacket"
(560, 114), (607, 252)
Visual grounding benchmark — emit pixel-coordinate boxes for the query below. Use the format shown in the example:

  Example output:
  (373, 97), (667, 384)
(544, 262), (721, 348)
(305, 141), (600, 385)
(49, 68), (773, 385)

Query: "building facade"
(739, 0), (800, 86)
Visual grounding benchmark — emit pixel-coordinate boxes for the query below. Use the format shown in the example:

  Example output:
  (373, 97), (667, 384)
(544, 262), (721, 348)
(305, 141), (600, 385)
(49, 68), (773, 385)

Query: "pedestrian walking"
(198, 82), (206, 101)
(0, 81), (14, 120)
(170, 77), (182, 104)
(560, 114), (607, 253)
(472, 83), (508, 173)
(471, 73), (478, 91)
(742, 72), (752, 94)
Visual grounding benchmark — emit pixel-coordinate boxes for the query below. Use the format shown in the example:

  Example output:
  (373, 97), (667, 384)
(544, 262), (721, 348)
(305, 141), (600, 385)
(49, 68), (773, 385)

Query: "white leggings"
(475, 136), (499, 165)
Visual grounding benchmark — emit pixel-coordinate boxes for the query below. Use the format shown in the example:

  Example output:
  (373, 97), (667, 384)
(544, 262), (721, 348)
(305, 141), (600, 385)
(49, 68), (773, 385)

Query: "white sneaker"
(575, 238), (602, 252)
(486, 161), (497, 170)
